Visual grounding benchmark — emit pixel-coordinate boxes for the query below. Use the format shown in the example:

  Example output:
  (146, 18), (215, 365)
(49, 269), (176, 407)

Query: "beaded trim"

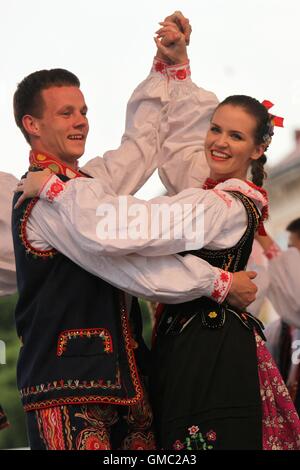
(57, 328), (113, 357)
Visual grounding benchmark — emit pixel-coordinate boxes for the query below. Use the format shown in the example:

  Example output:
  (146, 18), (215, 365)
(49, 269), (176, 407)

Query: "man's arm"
(25, 196), (257, 307)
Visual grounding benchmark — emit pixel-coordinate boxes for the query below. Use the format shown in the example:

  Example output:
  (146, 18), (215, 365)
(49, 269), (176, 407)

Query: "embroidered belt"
(157, 298), (265, 340)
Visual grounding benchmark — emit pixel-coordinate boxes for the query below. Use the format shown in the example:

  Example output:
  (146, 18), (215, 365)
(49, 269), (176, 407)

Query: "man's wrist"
(208, 269), (233, 304)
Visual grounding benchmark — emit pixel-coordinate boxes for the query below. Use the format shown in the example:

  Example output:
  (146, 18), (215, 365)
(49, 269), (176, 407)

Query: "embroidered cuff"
(39, 174), (67, 203)
(210, 269), (233, 304)
(37, 172), (55, 197)
(264, 241), (282, 260)
(151, 57), (191, 81)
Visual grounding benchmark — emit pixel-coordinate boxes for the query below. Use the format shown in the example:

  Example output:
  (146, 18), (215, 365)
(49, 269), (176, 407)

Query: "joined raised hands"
(155, 11), (191, 65)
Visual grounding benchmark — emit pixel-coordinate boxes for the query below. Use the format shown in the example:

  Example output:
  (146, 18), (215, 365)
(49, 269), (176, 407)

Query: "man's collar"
(29, 150), (82, 179)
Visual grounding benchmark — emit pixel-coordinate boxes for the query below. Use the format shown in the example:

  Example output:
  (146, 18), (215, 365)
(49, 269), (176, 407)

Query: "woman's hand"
(14, 168), (52, 209)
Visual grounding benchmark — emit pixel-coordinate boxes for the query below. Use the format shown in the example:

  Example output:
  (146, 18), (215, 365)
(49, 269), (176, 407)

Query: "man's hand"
(226, 271), (258, 310)
(14, 168), (52, 209)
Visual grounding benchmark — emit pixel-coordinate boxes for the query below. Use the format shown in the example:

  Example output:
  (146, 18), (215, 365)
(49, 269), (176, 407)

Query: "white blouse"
(265, 244), (300, 327)
(0, 172), (17, 296)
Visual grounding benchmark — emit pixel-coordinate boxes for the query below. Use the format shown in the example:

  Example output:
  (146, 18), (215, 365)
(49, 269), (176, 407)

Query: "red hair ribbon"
(261, 100), (284, 127)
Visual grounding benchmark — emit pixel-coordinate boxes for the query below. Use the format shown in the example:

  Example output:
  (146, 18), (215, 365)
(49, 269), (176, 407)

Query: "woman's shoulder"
(213, 178), (268, 212)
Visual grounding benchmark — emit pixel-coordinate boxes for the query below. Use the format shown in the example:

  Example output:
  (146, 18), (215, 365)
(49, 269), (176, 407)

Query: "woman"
(149, 23), (300, 450)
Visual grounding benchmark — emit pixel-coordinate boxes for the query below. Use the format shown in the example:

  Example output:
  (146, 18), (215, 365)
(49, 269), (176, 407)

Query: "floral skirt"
(256, 333), (300, 450)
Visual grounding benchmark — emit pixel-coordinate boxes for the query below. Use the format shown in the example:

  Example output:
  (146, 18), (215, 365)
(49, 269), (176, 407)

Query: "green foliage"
(0, 294), (28, 449)
(138, 298), (155, 348)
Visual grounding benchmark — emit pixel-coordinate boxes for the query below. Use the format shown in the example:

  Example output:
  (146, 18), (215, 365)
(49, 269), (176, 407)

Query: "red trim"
(20, 198), (57, 258)
(57, 328), (113, 357)
(29, 150), (81, 178)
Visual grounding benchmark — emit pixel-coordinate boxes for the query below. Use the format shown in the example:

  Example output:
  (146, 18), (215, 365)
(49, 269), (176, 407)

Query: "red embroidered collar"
(203, 177), (269, 235)
(29, 150), (82, 179)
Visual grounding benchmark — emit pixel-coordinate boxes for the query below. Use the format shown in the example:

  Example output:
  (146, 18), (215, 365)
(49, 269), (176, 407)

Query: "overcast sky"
(1, 0), (299, 198)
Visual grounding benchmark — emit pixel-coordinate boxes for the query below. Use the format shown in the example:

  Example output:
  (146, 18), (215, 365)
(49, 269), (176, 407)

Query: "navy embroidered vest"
(12, 172), (145, 412)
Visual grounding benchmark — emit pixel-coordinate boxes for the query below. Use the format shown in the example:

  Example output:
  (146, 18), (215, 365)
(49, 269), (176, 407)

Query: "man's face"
(288, 232), (300, 251)
(34, 86), (89, 166)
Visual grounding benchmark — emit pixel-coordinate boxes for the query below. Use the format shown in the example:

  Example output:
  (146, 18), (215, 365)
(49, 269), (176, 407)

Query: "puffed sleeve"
(81, 59), (193, 196)
(158, 71), (218, 194)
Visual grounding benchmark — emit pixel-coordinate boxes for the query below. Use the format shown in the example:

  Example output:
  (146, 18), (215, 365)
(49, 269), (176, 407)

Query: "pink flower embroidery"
(173, 440), (185, 450)
(220, 272), (229, 282)
(206, 430), (217, 441)
(211, 288), (221, 300)
(155, 62), (166, 73)
(188, 425), (199, 436)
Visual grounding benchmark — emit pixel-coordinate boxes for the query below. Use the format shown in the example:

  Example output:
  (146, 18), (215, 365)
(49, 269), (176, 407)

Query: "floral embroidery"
(173, 426), (216, 450)
(122, 431), (156, 450)
(188, 425), (199, 435)
(152, 58), (167, 76)
(206, 430), (217, 441)
(45, 177), (66, 202)
(173, 440), (185, 450)
(264, 241), (282, 260)
(211, 269), (233, 303)
(76, 429), (111, 450)
(57, 328), (113, 357)
(151, 58), (191, 81)
(255, 332), (300, 450)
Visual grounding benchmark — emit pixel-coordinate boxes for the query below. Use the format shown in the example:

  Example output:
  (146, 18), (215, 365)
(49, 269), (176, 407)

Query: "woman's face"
(205, 104), (265, 180)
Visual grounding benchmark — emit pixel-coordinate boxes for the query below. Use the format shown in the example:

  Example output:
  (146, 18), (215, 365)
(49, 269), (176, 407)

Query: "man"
(12, 14), (257, 450)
